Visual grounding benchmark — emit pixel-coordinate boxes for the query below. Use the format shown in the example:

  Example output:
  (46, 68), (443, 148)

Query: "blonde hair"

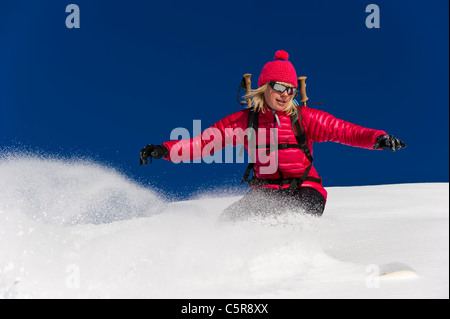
(243, 82), (298, 116)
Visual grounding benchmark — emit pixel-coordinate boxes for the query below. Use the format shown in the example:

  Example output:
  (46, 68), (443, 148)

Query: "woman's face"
(264, 82), (294, 112)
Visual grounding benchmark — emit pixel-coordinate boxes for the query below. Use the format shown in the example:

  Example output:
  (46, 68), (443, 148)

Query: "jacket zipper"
(271, 110), (282, 188)
(272, 109), (281, 128)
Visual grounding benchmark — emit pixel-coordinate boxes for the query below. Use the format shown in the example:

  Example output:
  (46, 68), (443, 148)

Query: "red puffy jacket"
(162, 107), (387, 201)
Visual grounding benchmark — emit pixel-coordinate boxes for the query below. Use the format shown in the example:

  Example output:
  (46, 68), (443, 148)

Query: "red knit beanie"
(258, 50), (298, 88)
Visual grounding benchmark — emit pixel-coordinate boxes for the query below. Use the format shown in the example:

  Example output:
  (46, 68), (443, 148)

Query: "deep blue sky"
(1, 0), (448, 199)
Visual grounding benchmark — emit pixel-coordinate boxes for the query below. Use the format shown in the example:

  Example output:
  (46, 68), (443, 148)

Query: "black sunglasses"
(269, 81), (298, 97)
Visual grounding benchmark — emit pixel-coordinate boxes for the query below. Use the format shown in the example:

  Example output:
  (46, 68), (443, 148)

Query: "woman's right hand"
(139, 144), (169, 165)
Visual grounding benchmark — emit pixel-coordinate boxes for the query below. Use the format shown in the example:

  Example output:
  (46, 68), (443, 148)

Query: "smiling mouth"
(276, 99), (288, 104)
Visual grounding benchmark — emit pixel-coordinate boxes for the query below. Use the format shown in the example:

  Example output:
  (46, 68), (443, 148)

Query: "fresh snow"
(0, 155), (448, 299)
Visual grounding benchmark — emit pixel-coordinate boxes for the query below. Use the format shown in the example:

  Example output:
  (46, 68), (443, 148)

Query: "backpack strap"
(287, 103), (316, 190)
(241, 108), (258, 184)
(291, 101), (313, 162)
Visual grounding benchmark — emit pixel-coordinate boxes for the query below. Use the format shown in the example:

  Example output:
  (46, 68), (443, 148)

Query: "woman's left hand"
(373, 134), (407, 152)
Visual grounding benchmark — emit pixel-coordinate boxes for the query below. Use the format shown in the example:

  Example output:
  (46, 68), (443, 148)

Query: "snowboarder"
(139, 50), (406, 221)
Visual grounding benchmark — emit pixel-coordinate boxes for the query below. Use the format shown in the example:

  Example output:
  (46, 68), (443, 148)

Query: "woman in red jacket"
(140, 50), (406, 221)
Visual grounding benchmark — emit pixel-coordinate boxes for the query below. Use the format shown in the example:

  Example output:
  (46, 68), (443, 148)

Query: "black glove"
(140, 144), (169, 165)
(373, 134), (406, 152)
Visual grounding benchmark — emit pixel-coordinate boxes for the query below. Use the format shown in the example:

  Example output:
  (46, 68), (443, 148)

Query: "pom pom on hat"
(258, 50), (298, 88)
(274, 50), (289, 60)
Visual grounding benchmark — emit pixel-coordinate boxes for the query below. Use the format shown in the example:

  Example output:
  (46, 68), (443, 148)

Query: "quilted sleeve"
(162, 109), (249, 162)
(301, 107), (387, 149)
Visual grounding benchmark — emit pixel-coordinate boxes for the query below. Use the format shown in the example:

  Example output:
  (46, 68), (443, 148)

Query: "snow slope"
(0, 155), (448, 299)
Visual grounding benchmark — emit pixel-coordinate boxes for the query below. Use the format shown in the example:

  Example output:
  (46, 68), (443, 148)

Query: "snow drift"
(0, 154), (448, 299)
